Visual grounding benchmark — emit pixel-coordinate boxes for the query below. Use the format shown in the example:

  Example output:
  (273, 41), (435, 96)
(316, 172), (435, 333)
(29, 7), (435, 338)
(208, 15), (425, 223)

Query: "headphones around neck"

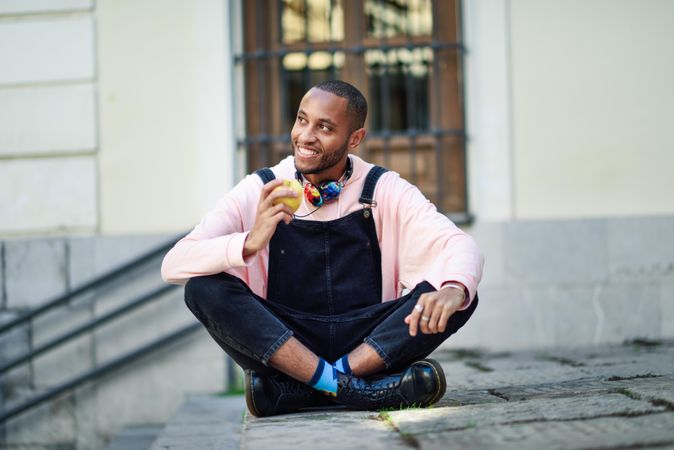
(295, 157), (353, 208)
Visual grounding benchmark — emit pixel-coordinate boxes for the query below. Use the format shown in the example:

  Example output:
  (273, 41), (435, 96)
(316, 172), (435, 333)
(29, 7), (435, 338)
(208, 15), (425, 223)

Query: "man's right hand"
(243, 179), (298, 257)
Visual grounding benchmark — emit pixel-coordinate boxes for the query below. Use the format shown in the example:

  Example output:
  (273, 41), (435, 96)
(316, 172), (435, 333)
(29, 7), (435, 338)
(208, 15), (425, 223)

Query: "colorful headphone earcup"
(304, 183), (324, 207)
(319, 181), (342, 202)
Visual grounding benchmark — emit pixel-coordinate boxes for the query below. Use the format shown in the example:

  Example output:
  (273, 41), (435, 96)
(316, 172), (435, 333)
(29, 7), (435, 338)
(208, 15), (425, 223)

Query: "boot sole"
(418, 358), (447, 406)
(244, 370), (262, 417)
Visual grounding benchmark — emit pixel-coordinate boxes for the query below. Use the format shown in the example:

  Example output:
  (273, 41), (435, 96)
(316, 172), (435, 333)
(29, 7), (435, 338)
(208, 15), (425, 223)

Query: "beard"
(293, 138), (350, 176)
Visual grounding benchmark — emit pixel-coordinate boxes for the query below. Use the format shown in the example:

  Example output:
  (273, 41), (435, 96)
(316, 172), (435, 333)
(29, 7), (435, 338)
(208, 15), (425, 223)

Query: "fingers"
(427, 299), (447, 333)
(260, 179), (284, 199)
(247, 180), (299, 255)
(407, 295), (427, 337)
(407, 291), (458, 336)
(437, 304), (453, 333)
(418, 295), (433, 334)
(260, 191), (296, 221)
(268, 203), (295, 223)
(260, 180), (299, 209)
(268, 187), (299, 206)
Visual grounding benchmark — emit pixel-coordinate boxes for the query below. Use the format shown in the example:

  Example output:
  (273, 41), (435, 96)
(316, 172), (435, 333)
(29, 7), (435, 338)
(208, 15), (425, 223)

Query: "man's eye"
(320, 125), (331, 131)
(297, 116), (305, 123)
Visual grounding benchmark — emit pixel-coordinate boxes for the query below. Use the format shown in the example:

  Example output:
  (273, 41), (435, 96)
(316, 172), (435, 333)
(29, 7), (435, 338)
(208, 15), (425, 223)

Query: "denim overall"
(260, 165), (401, 362)
(184, 165), (477, 375)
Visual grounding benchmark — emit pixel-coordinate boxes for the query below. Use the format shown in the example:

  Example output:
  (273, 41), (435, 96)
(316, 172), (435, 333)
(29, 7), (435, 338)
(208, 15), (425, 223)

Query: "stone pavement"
(150, 339), (674, 450)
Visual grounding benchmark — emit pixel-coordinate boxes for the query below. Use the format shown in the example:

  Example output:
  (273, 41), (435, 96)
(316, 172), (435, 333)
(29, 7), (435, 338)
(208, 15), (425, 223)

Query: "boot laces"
(275, 376), (315, 397)
(342, 375), (400, 404)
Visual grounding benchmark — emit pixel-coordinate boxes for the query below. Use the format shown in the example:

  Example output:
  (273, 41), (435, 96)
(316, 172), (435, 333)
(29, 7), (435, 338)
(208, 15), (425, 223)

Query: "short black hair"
(313, 79), (368, 131)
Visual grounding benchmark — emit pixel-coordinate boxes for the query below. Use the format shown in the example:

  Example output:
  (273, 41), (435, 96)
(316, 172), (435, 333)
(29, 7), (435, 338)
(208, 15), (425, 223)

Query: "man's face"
(291, 88), (353, 177)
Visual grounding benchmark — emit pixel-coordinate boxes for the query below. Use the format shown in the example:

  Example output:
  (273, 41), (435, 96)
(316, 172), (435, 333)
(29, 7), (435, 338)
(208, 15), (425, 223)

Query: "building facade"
(1, 0), (673, 448)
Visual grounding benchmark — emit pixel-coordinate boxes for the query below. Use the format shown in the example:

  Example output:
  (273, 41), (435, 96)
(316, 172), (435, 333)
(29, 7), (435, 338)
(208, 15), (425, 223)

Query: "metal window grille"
(233, 0), (469, 222)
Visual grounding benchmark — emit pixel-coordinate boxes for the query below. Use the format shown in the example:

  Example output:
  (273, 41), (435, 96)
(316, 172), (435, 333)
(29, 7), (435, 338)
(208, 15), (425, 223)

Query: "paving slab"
(489, 374), (674, 402)
(390, 394), (666, 434)
(242, 409), (409, 450)
(149, 395), (245, 450)
(543, 341), (674, 366)
(625, 380), (674, 406)
(440, 363), (590, 390)
(440, 359), (486, 381)
(435, 343), (673, 393)
(437, 389), (506, 407)
(103, 426), (163, 450)
(389, 393), (664, 435)
(413, 413), (674, 450)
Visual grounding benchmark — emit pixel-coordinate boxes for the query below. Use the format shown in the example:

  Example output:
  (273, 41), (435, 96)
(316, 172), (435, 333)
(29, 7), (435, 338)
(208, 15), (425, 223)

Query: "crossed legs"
(185, 272), (477, 415)
(185, 272), (475, 379)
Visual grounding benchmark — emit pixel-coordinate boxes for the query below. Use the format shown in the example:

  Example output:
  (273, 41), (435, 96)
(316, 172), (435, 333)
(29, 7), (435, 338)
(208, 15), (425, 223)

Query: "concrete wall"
(0, 234), (227, 450)
(465, 0), (674, 222)
(0, 0), (98, 236)
(464, 0), (514, 222)
(0, 0), (235, 237)
(454, 216), (674, 351)
(97, 0), (235, 234)
(508, 0), (674, 220)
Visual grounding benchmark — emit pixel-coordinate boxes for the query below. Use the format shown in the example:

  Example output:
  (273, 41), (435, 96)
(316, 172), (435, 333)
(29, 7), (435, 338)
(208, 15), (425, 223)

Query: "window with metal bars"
(234, 0), (469, 221)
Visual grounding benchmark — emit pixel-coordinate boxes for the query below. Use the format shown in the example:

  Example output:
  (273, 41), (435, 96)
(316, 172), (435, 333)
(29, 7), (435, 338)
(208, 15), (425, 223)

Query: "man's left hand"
(404, 286), (466, 336)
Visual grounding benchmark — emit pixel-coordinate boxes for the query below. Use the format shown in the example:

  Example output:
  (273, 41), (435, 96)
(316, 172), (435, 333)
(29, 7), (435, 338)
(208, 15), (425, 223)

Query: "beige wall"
(97, 0), (234, 234)
(464, 0), (514, 221)
(0, 0), (234, 237)
(509, 0), (674, 220)
(0, 1), (98, 236)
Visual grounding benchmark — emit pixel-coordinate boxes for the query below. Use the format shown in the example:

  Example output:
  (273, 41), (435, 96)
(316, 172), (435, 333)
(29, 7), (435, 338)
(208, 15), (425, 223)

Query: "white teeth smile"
(297, 146), (318, 157)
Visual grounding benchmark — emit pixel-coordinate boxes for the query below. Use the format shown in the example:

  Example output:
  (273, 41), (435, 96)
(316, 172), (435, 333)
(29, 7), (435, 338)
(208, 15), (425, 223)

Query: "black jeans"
(185, 272), (477, 376)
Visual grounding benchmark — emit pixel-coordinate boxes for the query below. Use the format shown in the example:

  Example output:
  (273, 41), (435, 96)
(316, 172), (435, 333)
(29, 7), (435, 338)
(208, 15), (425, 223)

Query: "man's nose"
(298, 126), (317, 143)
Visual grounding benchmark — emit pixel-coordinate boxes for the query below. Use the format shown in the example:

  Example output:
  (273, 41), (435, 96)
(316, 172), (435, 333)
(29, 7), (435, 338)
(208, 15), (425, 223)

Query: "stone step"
(127, 342), (674, 450)
(103, 425), (164, 450)
(148, 394), (246, 450)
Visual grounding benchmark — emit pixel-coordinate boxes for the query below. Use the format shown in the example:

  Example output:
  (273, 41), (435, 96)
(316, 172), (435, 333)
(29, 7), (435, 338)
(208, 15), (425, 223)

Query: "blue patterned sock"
(307, 358), (338, 394)
(333, 355), (352, 375)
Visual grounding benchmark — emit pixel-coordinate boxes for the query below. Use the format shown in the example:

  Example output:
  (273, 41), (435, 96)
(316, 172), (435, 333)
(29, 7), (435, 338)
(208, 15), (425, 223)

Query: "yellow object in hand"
(272, 179), (303, 213)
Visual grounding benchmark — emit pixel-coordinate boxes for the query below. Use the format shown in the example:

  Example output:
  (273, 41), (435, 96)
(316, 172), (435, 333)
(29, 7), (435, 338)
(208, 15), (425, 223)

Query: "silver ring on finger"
(421, 315), (430, 321)
(414, 304), (424, 313)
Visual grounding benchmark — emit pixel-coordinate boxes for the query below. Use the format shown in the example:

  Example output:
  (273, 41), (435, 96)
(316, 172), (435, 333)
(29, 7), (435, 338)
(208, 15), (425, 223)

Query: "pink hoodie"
(161, 155), (483, 308)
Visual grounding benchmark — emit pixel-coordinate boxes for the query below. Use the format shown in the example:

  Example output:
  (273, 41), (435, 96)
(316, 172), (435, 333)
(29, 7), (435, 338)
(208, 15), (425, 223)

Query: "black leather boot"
(335, 359), (446, 410)
(244, 370), (335, 417)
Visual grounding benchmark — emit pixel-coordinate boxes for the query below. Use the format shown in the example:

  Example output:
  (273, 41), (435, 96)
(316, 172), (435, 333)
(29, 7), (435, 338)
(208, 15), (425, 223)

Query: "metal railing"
(0, 233), (207, 423)
(0, 323), (200, 422)
(0, 233), (183, 335)
(0, 284), (177, 374)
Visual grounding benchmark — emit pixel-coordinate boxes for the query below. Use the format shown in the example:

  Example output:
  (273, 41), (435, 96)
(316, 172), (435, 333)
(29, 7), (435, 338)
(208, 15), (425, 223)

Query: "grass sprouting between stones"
(615, 388), (642, 401)
(465, 360), (494, 372)
(624, 338), (663, 348)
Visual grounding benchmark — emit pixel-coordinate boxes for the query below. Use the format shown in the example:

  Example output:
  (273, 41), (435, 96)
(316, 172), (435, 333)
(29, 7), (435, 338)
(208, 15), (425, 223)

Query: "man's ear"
(348, 128), (367, 149)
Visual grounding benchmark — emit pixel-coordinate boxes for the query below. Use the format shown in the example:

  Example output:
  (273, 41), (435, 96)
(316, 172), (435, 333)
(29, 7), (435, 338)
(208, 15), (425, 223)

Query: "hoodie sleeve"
(378, 172), (484, 307)
(160, 174), (263, 285)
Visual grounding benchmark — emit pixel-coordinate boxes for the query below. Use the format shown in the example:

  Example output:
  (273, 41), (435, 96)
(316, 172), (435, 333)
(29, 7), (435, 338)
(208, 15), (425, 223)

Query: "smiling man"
(161, 80), (483, 417)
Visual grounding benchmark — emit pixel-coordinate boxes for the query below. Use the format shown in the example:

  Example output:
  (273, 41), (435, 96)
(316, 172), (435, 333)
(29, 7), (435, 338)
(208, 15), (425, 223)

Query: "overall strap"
(255, 167), (276, 184)
(358, 166), (388, 206)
